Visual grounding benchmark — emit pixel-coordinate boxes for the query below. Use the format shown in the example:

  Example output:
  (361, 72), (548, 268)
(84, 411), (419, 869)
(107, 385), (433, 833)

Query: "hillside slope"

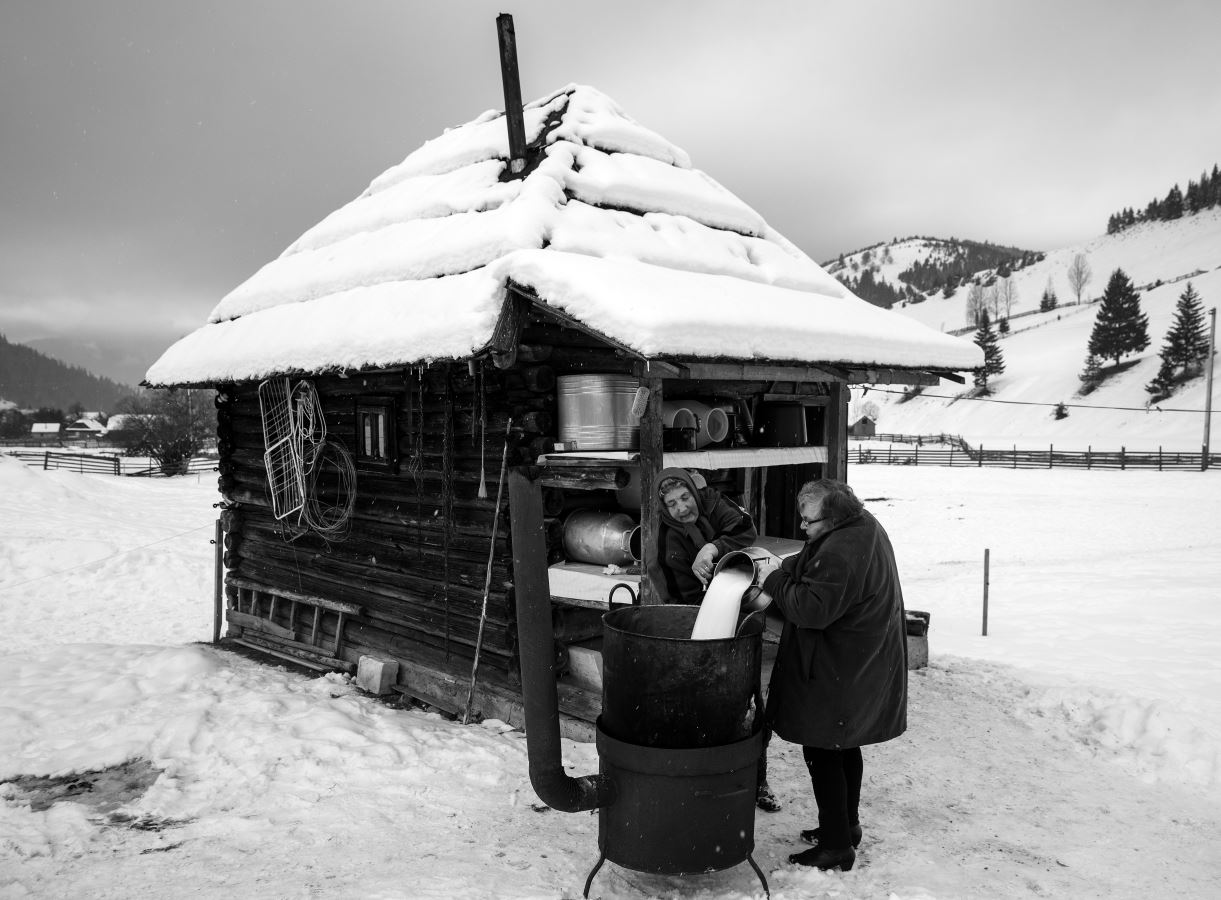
(0, 334), (135, 411)
(854, 208), (1221, 451)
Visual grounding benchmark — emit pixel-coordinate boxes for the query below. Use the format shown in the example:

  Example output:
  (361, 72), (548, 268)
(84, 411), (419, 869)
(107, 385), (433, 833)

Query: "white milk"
(690, 569), (753, 640)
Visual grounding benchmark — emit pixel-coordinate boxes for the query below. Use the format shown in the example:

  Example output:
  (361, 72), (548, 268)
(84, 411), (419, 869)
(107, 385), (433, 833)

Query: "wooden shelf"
(538, 446), (829, 469)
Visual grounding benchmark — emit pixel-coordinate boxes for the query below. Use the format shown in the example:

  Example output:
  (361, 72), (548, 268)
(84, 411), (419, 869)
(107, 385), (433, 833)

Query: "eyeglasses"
(798, 516), (826, 528)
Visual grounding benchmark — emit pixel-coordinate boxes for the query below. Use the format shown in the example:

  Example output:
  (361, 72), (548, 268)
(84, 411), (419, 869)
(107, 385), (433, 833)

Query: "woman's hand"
(692, 542), (720, 585)
(754, 556), (781, 582)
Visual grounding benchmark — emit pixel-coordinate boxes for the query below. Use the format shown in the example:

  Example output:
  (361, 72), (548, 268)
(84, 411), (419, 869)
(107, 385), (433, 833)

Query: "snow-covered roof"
(146, 84), (981, 386)
(65, 418), (106, 433)
(31, 423), (61, 433)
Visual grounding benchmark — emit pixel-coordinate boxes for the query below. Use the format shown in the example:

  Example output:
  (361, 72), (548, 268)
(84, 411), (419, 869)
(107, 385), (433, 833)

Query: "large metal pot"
(558, 374), (642, 451)
(601, 605), (763, 748)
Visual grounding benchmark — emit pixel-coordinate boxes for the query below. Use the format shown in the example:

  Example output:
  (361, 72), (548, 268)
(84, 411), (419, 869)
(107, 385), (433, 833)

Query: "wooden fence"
(2, 450), (218, 477)
(853, 434), (1219, 471)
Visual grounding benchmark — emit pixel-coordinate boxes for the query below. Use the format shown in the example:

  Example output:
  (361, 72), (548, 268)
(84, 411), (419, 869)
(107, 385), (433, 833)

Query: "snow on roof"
(65, 418), (106, 432)
(31, 422), (61, 433)
(147, 84), (981, 386)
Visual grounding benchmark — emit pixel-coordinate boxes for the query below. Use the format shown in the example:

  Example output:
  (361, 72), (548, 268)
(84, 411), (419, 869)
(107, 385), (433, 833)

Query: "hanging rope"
(299, 439), (356, 542)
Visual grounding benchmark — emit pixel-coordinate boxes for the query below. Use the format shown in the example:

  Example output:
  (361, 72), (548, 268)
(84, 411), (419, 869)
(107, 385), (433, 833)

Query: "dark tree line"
(0, 333), (134, 410)
(899, 244), (1042, 295)
(1106, 163), (1221, 234)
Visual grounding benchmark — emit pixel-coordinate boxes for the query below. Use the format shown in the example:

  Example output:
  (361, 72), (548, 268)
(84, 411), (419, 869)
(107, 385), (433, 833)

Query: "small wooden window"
(355, 397), (397, 473)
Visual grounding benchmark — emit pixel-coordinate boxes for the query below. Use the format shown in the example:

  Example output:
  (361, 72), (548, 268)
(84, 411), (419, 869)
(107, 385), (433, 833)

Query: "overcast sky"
(2, 0), (1219, 384)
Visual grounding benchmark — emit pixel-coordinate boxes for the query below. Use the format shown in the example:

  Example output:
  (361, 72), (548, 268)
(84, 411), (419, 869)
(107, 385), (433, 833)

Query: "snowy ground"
(2, 456), (1220, 899)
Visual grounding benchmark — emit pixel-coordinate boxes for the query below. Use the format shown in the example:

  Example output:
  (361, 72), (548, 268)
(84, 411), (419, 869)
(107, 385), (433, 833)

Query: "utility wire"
(0, 522), (216, 595)
(864, 387), (1204, 414)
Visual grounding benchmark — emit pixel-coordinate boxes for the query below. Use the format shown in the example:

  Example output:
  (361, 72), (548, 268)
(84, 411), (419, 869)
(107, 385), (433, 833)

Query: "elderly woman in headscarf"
(655, 466), (781, 814)
(656, 466), (758, 604)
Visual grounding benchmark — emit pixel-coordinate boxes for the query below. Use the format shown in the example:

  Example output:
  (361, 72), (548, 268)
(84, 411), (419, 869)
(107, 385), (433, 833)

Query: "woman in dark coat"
(656, 467), (757, 604)
(758, 478), (908, 871)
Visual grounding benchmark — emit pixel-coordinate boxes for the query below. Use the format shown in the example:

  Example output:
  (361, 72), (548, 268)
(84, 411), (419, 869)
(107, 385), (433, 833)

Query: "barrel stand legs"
(582, 854), (769, 899)
(582, 853), (606, 898)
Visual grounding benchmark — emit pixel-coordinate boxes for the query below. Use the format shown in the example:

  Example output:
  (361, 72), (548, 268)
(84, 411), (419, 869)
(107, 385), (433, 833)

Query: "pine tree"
(973, 312), (1005, 390)
(1164, 184), (1184, 220)
(1146, 357), (1175, 402)
(1079, 353), (1103, 394)
(1155, 282), (1210, 383)
(1087, 268), (1150, 366)
(1039, 278), (1059, 312)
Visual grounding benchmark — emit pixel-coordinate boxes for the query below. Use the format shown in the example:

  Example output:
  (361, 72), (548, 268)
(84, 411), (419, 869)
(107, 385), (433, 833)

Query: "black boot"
(799, 823), (862, 848)
(755, 782), (782, 813)
(788, 844), (855, 871)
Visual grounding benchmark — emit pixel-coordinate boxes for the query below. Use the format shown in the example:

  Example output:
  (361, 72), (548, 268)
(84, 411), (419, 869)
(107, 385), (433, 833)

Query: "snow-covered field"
(2, 456), (1220, 899)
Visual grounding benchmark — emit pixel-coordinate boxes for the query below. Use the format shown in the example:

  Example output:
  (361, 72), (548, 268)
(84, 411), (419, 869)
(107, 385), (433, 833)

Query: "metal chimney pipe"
(507, 467), (615, 811)
(496, 14), (528, 175)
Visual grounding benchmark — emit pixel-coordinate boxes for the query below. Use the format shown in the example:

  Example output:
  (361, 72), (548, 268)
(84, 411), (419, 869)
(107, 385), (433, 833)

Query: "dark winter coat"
(657, 468), (757, 604)
(761, 510), (908, 749)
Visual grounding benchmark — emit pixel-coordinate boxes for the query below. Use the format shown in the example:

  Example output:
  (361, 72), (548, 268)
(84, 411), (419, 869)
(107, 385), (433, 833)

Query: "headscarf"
(657, 467), (716, 547)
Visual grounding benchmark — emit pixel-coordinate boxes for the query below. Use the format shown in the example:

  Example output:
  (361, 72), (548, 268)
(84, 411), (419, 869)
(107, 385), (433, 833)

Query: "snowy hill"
(823, 236), (1038, 312)
(847, 207), (1221, 451)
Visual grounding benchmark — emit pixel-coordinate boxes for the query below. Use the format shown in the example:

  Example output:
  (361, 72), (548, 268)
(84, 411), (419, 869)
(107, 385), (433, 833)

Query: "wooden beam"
(630, 359), (684, 378)
(672, 362), (847, 382)
(488, 293), (529, 369)
(537, 466), (631, 491)
(226, 575), (364, 616)
(826, 382), (849, 481)
(638, 377), (665, 604)
(845, 368), (947, 386)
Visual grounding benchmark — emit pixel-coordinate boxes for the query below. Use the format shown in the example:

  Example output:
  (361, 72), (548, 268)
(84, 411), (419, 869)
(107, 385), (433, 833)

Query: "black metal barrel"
(596, 723), (763, 875)
(601, 604), (763, 749)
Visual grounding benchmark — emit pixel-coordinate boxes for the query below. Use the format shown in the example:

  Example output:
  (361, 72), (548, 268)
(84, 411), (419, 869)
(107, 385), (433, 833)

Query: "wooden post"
(638, 376), (664, 604)
(495, 14), (528, 174)
(213, 518), (224, 644)
(1048, 444), (1053, 469)
(1087, 445), (1092, 470)
(825, 381), (849, 481)
(1012, 444), (1017, 469)
(982, 548), (990, 636)
(978, 444), (983, 468)
(1159, 446), (1163, 471)
(1121, 446), (1126, 470)
(1204, 307), (1216, 470)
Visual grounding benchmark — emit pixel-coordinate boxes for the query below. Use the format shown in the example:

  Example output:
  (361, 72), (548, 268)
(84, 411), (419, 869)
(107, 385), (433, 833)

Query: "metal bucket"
(662, 400), (730, 449)
(558, 374), (642, 451)
(601, 605), (763, 748)
(562, 510), (641, 566)
(711, 546), (780, 614)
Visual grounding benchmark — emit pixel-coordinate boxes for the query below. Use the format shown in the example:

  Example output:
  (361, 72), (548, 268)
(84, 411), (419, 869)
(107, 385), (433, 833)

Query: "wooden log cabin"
(146, 83), (981, 738)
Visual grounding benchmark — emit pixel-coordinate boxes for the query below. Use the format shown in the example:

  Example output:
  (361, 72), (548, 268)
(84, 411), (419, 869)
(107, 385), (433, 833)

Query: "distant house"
(64, 418), (107, 439)
(30, 422), (62, 444)
(849, 414), (877, 438)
